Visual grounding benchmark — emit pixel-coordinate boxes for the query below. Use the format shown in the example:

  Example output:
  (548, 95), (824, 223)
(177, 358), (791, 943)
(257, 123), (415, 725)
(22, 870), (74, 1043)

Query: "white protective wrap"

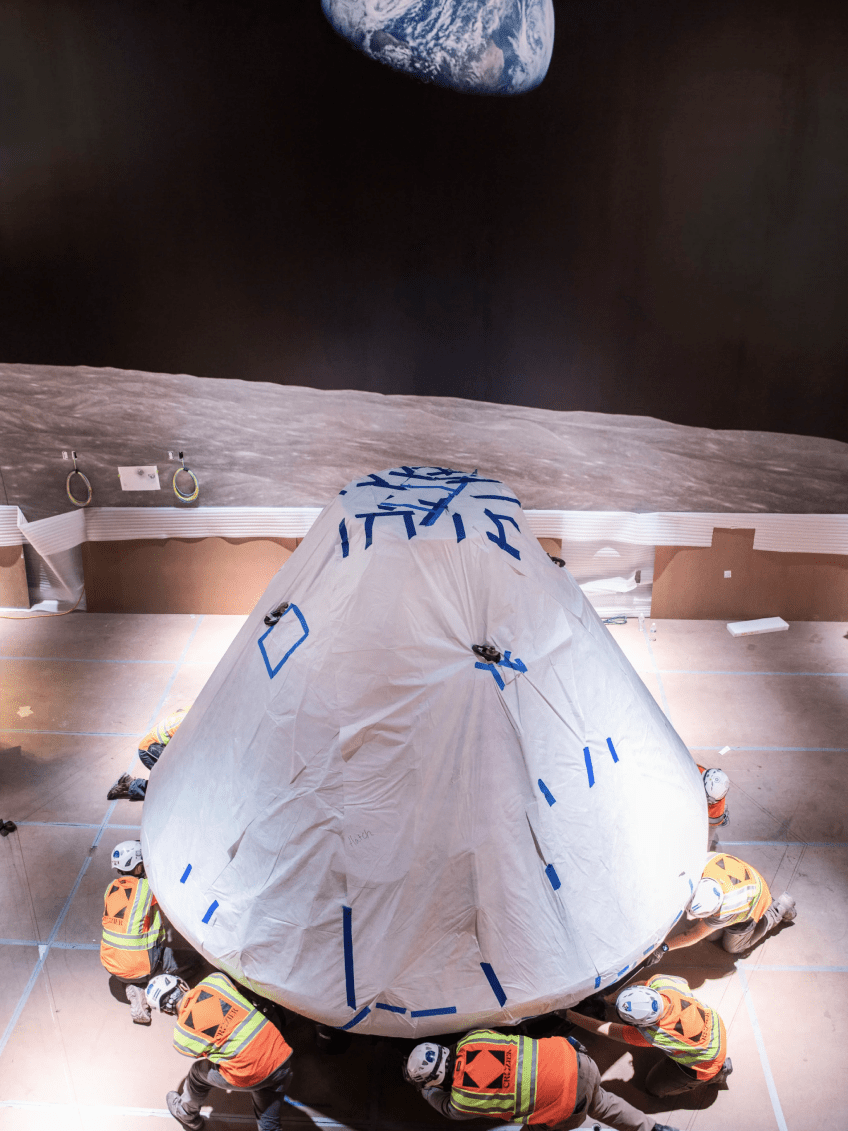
(142, 466), (705, 1036)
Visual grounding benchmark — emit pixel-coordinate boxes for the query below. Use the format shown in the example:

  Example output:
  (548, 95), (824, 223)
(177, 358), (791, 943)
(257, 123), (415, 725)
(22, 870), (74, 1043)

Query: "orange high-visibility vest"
(449, 1030), (578, 1125)
(173, 973), (292, 1087)
(624, 975), (727, 1080)
(100, 875), (165, 981)
(697, 764), (727, 825)
(702, 852), (771, 924)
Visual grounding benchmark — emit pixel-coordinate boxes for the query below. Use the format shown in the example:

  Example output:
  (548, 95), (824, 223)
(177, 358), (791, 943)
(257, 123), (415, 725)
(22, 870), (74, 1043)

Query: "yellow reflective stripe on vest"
(101, 877), (164, 952)
(173, 973), (267, 1064)
(450, 1031), (538, 1120)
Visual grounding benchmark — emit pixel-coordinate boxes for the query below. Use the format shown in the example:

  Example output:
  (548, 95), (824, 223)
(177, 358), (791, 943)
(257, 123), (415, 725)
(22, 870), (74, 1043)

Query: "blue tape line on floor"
(375, 1002), (406, 1013)
(480, 962), (507, 1007)
(538, 778), (556, 806)
(410, 1006), (457, 1018)
(202, 900), (218, 924)
(342, 905), (356, 1010)
(583, 747), (595, 787)
(606, 737), (619, 763)
(545, 864), (561, 890)
(340, 1006), (371, 1030)
(180, 864), (192, 884)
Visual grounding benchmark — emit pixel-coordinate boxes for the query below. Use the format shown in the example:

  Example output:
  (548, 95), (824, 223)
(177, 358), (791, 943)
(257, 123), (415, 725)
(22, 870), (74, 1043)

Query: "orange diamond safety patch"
(184, 988), (248, 1043)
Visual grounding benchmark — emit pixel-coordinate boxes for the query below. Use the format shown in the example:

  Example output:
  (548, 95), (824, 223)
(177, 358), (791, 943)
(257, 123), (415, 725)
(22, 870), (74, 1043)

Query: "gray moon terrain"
(1, 362), (847, 523)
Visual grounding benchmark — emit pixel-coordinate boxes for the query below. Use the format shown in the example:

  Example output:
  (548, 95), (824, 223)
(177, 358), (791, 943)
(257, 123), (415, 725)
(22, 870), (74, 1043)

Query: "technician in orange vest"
(697, 765), (730, 827)
(101, 840), (197, 1025)
(566, 976), (731, 1097)
(404, 1028), (679, 1131)
(107, 704), (191, 801)
(146, 970), (293, 1131)
(666, 851), (796, 954)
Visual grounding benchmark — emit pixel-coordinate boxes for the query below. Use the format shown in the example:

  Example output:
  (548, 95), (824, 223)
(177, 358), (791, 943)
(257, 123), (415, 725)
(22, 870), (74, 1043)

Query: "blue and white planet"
(322, 0), (555, 95)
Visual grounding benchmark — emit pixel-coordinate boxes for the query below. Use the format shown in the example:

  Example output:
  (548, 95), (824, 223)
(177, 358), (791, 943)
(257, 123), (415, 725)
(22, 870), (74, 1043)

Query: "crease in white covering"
(2, 504), (847, 553)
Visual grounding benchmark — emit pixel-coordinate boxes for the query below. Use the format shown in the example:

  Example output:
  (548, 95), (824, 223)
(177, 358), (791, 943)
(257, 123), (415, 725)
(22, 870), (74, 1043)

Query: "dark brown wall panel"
(651, 528), (848, 621)
(82, 538), (298, 615)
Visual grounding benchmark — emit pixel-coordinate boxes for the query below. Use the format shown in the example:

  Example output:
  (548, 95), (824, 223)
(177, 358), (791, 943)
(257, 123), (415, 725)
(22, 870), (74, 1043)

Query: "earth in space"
(322, 0), (555, 95)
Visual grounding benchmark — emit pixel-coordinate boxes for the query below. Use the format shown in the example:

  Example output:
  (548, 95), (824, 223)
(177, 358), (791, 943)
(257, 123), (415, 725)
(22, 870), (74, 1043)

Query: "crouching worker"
(404, 1028), (679, 1131)
(667, 851), (796, 954)
(101, 840), (197, 1025)
(567, 977), (731, 1098)
(697, 765), (730, 828)
(107, 705), (191, 801)
(147, 970), (293, 1131)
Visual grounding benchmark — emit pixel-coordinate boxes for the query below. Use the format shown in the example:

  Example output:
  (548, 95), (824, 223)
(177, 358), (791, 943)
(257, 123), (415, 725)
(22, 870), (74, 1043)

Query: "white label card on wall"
(118, 465), (161, 491)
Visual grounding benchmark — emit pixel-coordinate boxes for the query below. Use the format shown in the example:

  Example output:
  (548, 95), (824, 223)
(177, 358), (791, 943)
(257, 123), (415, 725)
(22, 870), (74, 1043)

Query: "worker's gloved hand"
(643, 943), (669, 967)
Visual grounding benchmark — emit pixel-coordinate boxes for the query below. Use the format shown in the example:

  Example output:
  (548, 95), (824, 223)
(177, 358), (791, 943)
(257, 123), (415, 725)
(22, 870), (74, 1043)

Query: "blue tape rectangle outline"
(258, 604), (309, 679)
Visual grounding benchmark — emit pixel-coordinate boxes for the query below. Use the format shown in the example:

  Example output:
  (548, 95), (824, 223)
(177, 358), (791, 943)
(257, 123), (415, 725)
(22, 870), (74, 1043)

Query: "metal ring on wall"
(66, 468), (92, 507)
(173, 466), (200, 502)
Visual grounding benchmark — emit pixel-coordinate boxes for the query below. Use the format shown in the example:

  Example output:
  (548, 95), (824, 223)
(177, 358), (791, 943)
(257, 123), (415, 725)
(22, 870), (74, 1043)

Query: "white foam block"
(726, 616), (789, 637)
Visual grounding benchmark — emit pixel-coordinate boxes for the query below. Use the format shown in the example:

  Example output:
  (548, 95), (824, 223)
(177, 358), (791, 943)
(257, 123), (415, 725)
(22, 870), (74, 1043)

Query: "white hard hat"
(111, 840), (143, 872)
(616, 985), (664, 1026)
(145, 974), (188, 1014)
(404, 1043), (449, 1087)
(688, 877), (724, 918)
(702, 767), (730, 803)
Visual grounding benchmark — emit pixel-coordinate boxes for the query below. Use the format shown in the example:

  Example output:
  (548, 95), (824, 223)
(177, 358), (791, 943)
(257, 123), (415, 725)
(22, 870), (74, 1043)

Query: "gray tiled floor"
(1, 613), (846, 1130)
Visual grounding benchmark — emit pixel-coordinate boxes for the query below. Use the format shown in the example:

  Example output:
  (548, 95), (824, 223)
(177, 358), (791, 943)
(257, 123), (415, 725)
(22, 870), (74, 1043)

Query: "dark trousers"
(181, 1058), (292, 1131)
(645, 1055), (729, 1097)
(552, 1052), (654, 1131)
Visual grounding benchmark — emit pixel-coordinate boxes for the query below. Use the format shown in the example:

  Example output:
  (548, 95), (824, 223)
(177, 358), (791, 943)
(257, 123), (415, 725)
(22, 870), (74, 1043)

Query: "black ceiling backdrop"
(0, 0), (846, 441)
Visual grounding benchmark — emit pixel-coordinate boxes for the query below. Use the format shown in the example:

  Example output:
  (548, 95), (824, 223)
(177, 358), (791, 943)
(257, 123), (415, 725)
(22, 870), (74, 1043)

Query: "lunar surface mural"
(142, 466), (705, 1036)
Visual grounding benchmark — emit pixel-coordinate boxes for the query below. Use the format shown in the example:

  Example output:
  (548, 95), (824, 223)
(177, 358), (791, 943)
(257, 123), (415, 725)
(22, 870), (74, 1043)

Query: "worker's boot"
(772, 892), (796, 922)
(125, 984), (152, 1025)
(166, 1091), (204, 1131)
(107, 773), (133, 800)
(652, 1125), (682, 1130)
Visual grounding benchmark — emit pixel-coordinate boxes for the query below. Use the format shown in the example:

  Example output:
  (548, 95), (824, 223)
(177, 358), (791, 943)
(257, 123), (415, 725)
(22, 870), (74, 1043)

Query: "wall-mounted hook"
(66, 451), (92, 507)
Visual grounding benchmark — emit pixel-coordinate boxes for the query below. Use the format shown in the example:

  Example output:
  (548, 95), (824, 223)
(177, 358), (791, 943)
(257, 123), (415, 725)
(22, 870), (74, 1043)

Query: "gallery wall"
(0, 0), (846, 442)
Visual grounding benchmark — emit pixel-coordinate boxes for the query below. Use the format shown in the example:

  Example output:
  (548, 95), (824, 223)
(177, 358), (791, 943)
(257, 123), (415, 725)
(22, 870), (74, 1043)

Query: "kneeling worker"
(697, 765), (730, 827)
(667, 850), (796, 954)
(107, 704), (191, 801)
(101, 840), (194, 1025)
(404, 1027), (679, 1131)
(567, 977), (731, 1097)
(147, 970), (293, 1131)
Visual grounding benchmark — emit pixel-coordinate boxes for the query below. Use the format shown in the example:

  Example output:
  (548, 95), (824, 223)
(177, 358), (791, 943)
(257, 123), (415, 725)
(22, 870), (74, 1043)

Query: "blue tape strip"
(538, 778), (556, 806)
(606, 737), (619, 763)
(375, 1002), (407, 1013)
(643, 945), (656, 954)
(545, 864), (561, 890)
(583, 747), (595, 788)
(202, 900), (218, 924)
(500, 651), (527, 672)
(480, 962), (507, 1007)
(340, 1006), (371, 1030)
(616, 964), (630, 977)
(179, 865), (192, 884)
(339, 519), (349, 558)
(475, 661), (505, 690)
(688, 878), (694, 893)
(594, 976), (602, 989)
(410, 1006), (457, 1018)
(342, 905), (356, 1009)
(672, 909), (683, 925)
(471, 495), (521, 504)
(453, 512), (465, 543)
